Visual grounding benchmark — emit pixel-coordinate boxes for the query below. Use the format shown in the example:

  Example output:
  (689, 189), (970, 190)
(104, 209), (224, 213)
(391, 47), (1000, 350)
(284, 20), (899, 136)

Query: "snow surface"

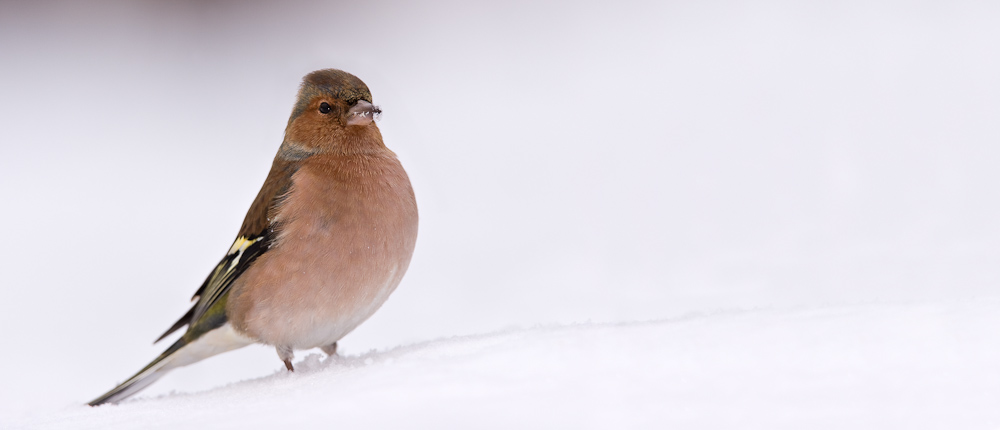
(11, 299), (1000, 429)
(3, 0), (1000, 428)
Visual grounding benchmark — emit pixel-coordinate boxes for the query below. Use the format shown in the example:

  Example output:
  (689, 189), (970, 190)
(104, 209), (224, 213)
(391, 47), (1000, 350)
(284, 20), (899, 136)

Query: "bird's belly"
(228, 195), (416, 348)
(226, 155), (418, 350)
(259, 257), (402, 349)
(229, 225), (411, 349)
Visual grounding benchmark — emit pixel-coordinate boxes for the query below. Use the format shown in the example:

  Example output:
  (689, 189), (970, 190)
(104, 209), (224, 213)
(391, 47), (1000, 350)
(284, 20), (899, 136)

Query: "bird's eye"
(319, 102), (332, 114)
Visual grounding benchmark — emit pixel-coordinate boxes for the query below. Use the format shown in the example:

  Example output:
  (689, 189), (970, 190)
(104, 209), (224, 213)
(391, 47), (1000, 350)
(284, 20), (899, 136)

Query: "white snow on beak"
(347, 100), (380, 126)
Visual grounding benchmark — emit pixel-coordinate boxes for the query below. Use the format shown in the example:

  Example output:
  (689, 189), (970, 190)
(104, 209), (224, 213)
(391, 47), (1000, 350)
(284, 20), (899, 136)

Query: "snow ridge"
(12, 299), (1000, 429)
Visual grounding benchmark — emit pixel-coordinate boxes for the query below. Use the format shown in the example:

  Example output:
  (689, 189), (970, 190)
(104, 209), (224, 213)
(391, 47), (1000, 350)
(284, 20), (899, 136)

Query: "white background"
(2, 0), (999, 427)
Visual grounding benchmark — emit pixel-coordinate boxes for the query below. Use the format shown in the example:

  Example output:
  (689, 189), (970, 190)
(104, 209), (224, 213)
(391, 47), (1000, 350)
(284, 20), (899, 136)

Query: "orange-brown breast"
(226, 151), (418, 349)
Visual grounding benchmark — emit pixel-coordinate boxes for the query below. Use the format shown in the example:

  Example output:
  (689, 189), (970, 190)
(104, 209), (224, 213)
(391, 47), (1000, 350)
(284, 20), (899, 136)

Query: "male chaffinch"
(89, 69), (419, 406)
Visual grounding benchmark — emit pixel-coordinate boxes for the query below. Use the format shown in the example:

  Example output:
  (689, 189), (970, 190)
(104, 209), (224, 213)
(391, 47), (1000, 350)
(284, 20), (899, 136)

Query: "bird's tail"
(88, 338), (187, 406)
(88, 323), (253, 406)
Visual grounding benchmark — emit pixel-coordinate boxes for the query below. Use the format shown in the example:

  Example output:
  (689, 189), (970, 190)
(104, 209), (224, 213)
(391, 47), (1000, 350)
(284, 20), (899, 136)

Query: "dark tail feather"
(88, 337), (188, 406)
(155, 305), (195, 344)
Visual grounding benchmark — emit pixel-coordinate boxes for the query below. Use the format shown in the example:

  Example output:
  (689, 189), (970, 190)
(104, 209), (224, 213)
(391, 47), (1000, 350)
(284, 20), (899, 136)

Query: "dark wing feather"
(155, 305), (194, 343)
(155, 232), (273, 342)
(154, 149), (303, 343)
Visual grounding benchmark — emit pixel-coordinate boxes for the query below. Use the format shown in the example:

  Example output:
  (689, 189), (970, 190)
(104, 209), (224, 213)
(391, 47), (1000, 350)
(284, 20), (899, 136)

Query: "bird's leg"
(321, 342), (338, 356)
(276, 345), (295, 371)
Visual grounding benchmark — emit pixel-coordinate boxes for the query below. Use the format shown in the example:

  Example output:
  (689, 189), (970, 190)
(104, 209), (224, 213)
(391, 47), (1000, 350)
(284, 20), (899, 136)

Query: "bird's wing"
(90, 153), (302, 406)
(154, 153), (302, 343)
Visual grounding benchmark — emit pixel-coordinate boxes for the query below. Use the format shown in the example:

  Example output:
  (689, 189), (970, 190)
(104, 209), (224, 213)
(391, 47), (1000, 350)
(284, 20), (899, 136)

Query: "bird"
(88, 69), (418, 406)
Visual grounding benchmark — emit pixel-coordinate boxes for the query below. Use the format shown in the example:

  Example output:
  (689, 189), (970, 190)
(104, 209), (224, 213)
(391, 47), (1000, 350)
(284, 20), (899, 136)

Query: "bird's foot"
(276, 345), (294, 371)
(321, 342), (338, 356)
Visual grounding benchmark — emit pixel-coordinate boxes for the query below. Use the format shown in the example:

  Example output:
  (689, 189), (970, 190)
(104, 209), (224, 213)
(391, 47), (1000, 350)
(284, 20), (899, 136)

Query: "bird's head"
(282, 69), (383, 155)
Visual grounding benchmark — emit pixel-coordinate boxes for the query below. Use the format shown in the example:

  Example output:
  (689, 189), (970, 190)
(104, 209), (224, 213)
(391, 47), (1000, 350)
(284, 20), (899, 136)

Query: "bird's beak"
(346, 100), (379, 126)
